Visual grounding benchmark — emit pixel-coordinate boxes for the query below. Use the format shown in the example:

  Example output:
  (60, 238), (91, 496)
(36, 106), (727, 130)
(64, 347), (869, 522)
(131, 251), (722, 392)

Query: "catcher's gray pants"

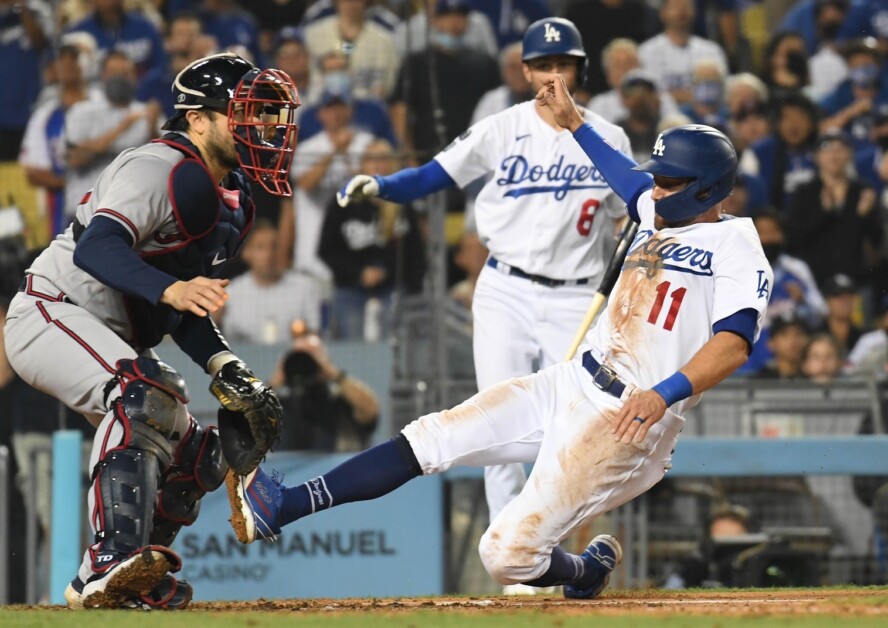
(4, 281), (191, 582)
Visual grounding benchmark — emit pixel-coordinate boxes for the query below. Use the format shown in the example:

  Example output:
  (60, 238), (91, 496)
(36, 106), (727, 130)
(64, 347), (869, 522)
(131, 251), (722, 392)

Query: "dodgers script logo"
(624, 230), (714, 276)
(496, 154), (609, 200)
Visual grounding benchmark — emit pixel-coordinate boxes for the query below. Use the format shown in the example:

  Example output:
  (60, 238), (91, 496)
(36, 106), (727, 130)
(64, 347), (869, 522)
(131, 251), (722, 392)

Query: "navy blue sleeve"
(572, 123), (653, 207)
(376, 160), (455, 203)
(712, 308), (759, 355)
(171, 313), (230, 373)
(73, 216), (176, 304)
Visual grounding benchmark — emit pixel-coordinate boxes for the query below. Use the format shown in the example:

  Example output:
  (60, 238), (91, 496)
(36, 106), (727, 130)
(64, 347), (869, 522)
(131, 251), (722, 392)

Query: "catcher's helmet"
(522, 17), (587, 78)
(633, 125), (737, 222)
(163, 52), (301, 197)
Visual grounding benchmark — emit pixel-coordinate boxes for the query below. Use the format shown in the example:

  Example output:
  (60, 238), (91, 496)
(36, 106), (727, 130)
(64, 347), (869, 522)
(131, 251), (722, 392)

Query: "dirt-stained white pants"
(402, 360), (683, 584)
(471, 262), (603, 523)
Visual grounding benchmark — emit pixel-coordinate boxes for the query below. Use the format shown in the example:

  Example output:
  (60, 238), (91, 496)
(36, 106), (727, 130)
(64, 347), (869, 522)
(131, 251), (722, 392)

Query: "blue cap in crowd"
(435, 0), (471, 15)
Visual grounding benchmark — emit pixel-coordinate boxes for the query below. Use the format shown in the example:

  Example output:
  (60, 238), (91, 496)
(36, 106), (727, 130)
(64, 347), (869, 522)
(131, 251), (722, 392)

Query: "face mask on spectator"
(104, 76), (135, 106)
(820, 21), (842, 41)
(849, 64), (880, 89)
(693, 80), (724, 107)
(431, 30), (465, 51)
(324, 71), (352, 94)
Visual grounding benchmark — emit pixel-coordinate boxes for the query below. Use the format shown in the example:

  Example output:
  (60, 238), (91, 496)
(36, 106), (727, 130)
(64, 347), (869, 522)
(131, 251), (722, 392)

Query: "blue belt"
(486, 257), (591, 288)
(582, 351), (627, 399)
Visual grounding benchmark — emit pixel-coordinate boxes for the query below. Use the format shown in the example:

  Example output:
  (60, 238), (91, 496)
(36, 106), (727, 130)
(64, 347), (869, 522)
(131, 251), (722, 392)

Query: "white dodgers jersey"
(434, 101), (632, 280)
(585, 190), (773, 415)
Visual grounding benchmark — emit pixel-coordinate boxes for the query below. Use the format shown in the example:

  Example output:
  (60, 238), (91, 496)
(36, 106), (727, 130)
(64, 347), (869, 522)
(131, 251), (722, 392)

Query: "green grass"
(1, 609), (887, 628)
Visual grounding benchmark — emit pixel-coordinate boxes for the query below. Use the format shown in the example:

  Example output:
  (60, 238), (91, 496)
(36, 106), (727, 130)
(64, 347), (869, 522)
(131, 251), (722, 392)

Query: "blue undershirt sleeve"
(376, 160), (455, 203)
(712, 308), (759, 355)
(170, 314), (230, 373)
(572, 123), (653, 216)
(73, 216), (177, 304)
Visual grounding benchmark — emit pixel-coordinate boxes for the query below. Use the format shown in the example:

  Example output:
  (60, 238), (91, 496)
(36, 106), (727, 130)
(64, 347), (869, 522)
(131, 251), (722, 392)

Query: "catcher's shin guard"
(88, 358), (188, 569)
(151, 418), (228, 546)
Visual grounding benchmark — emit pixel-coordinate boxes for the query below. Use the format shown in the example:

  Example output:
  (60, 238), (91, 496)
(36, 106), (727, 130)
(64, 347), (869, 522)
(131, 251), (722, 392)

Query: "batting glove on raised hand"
(337, 174), (380, 207)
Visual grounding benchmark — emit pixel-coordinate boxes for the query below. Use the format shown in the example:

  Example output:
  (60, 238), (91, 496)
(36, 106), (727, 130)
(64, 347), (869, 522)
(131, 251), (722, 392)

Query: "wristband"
(651, 371), (693, 407)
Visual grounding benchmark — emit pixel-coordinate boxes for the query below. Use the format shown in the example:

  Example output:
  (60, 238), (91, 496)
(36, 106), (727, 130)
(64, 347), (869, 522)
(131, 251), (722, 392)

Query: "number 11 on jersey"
(647, 280), (686, 331)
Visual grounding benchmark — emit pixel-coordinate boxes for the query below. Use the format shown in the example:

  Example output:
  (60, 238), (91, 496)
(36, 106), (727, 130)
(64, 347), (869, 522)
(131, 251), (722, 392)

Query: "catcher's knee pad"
(151, 418), (229, 546)
(110, 357), (190, 440)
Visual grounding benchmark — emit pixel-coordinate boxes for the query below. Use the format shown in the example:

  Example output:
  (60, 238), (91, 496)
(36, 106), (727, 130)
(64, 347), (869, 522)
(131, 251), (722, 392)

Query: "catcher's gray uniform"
(4, 133), (251, 605)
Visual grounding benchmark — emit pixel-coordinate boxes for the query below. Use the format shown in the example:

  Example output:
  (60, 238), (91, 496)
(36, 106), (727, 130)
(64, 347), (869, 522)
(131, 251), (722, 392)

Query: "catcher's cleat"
(226, 466), (282, 543)
(65, 547), (180, 609)
(562, 535), (622, 600)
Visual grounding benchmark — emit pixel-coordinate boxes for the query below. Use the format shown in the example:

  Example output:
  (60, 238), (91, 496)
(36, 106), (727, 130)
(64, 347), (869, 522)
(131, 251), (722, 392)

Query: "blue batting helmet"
(522, 18), (587, 78)
(633, 125), (737, 222)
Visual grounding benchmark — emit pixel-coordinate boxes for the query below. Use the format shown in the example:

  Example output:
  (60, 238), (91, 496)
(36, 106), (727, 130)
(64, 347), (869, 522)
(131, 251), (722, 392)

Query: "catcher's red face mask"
(228, 68), (300, 197)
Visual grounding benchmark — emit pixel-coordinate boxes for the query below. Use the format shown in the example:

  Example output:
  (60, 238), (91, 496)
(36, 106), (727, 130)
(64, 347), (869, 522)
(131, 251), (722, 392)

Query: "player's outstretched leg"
(562, 535), (623, 599)
(227, 434), (423, 543)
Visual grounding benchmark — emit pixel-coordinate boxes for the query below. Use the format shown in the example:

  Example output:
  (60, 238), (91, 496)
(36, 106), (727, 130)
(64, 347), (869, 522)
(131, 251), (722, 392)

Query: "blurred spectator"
(755, 313), (809, 379)
(692, 0), (744, 70)
(820, 40), (888, 144)
(665, 503), (754, 589)
(19, 43), (93, 240)
(272, 329), (380, 452)
(779, 0), (848, 54)
(725, 74), (770, 155)
(807, 0), (850, 100)
(846, 294), (888, 378)
(395, 0), (497, 58)
(136, 11), (203, 120)
(305, 0), (399, 100)
(722, 172), (768, 217)
(219, 220), (323, 344)
(0, 0), (52, 160)
(470, 42), (533, 124)
(465, 0), (548, 49)
(449, 230), (487, 312)
(271, 27), (311, 105)
(755, 210), (827, 328)
(319, 139), (425, 340)
(390, 0), (500, 160)
(801, 333), (845, 383)
(242, 0), (308, 58)
(741, 211), (826, 374)
(588, 38), (679, 124)
(65, 0), (166, 78)
(304, 0), (399, 31)
(63, 50), (157, 219)
(838, 0), (888, 51)
(297, 50), (397, 145)
(617, 70), (664, 162)
(760, 31), (811, 100)
(638, 0), (728, 106)
(784, 130), (883, 286)
(681, 60), (728, 131)
(197, 0), (262, 66)
(740, 92), (819, 210)
(815, 273), (864, 357)
(46, 30), (102, 93)
(565, 0), (653, 97)
(279, 87), (375, 284)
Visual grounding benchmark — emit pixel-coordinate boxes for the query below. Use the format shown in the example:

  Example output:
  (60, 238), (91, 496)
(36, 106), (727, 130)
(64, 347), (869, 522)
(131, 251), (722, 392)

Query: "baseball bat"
(563, 221), (640, 361)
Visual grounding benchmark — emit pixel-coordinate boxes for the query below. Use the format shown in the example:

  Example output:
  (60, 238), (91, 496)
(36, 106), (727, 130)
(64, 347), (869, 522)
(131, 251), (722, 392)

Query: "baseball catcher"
(3, 53), (297, 609)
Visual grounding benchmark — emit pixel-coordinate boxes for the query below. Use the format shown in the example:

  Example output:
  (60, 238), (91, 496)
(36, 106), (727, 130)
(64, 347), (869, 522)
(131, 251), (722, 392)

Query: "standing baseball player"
(337, 17), (633, 537)
(227, 77), (772, 598)
(3, 53), (297, 609)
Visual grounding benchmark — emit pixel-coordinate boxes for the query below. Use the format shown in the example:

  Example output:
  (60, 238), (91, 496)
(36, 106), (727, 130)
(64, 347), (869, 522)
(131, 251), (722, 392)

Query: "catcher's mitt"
(210, 360), (283, 475)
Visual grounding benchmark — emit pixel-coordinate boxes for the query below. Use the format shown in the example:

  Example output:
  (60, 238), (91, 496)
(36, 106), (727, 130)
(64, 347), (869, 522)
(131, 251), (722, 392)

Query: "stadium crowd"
(1, 0), (888, 600)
